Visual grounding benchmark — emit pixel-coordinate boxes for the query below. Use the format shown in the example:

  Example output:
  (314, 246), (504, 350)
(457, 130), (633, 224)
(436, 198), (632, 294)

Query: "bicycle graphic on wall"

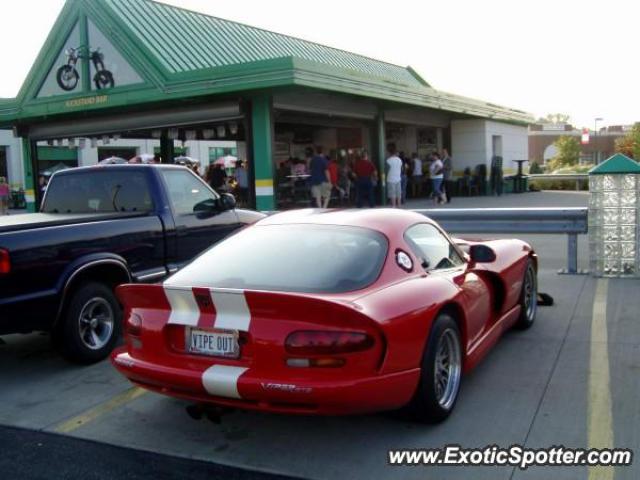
(56, 46), (115, 91)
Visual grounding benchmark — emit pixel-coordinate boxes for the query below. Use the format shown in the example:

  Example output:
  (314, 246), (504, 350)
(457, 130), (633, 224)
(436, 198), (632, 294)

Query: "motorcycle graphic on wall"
(56, 46), (115, 91)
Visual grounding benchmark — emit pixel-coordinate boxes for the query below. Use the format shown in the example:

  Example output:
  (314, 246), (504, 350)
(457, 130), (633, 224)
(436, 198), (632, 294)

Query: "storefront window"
(153, 147), (189, 160)
(208, 147), (237, 161)
(37, 147), (78, 176)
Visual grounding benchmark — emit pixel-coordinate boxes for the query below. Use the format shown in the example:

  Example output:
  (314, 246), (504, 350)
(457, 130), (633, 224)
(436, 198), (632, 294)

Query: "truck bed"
(0, 212), (147, 234)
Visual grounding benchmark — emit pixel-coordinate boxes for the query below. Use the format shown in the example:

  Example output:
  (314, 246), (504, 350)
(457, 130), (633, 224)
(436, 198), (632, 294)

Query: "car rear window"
(42, 170), (154, 214)
(165, 224), (388, 293)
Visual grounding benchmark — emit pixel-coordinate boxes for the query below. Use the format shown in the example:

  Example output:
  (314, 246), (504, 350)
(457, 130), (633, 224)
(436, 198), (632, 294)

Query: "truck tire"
(54, 282), (122, 364)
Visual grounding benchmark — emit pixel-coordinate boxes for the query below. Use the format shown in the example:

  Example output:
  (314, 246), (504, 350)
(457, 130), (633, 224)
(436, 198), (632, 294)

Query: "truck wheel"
(55, 282), (122, 364)
(407, 313), (462, 423)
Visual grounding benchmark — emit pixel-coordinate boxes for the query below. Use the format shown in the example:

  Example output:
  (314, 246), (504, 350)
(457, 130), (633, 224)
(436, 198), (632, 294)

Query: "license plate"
(188, 328), (240, 358)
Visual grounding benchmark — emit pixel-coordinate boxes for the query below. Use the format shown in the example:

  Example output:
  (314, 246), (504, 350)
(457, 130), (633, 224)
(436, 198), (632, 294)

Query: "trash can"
(589, 153), (640, 277)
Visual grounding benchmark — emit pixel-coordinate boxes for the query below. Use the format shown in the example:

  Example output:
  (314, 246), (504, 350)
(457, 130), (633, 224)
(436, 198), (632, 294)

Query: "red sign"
(581, 128), (590, 145)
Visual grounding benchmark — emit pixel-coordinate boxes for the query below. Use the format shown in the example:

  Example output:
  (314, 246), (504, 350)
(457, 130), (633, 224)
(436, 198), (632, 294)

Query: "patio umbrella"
(214, 155), (237, 168)
(174, 156), (200, 166)
(129, 153), (156, 164)
(42, 162), (70, 176)
(99, 156), (127, 165)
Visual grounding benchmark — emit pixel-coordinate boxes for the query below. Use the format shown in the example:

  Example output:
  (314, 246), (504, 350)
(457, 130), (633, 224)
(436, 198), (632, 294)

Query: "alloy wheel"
(78, 297), (114, 350)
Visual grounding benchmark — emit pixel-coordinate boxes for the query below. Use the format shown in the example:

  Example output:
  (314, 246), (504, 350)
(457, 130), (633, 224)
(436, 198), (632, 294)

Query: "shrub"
(528, 161), (543, 174)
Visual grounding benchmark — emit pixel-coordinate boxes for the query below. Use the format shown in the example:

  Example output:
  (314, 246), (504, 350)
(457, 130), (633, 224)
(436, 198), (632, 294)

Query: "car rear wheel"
(407, 314), (462, 423)
(515, 260), (537, 330)
(54, 282), (122, 364)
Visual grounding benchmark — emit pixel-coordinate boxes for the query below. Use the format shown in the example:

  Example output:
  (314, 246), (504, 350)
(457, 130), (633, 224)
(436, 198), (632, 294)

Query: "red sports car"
(111, 209), (537, 423)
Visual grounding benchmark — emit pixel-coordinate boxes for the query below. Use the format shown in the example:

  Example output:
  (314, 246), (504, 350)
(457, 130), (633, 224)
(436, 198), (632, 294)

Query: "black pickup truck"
(0, 164), (264, 363)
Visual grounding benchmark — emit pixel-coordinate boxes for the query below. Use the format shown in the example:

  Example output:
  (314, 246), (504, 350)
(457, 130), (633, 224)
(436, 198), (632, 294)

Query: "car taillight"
(0, 249), (10, 275)
(285, 330), (374, 355)
(126, 313), (142, 336)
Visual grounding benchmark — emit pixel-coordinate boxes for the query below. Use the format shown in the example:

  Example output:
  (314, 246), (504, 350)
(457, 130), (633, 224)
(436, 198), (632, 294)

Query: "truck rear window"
(42, 170), (154, 214)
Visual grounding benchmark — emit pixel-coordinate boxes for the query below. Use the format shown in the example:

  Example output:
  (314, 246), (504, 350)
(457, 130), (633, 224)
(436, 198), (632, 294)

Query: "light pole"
(594, 117), (603, 164)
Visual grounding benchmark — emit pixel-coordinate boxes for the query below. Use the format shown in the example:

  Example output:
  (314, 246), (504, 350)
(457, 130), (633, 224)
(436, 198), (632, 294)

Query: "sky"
(0, 0), (637, 129)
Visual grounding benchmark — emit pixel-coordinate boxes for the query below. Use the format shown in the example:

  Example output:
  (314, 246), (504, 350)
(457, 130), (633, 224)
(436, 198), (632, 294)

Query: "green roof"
(589, 153), (640, 175)
(1, 0), (533, 125)
(105, 0), (426, 89)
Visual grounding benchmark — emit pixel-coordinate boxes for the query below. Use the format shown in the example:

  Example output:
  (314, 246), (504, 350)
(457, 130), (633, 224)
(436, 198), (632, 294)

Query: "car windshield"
(165, 224), (388, 293)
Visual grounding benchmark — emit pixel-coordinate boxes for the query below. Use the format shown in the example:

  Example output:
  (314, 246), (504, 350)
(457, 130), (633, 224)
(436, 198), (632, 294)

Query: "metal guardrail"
(528, 173), (589, 190)
(414, 207), (588, 274)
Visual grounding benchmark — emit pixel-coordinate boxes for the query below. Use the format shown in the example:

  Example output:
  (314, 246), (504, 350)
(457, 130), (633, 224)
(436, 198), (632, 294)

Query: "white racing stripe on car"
(202, 364), (248, 399)
(164, 287), (200, 326)
(210, 289), (252, 332)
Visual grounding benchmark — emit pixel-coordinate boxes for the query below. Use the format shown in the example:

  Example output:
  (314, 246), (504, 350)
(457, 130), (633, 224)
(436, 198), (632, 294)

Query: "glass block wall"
(589, 174), (639, 277)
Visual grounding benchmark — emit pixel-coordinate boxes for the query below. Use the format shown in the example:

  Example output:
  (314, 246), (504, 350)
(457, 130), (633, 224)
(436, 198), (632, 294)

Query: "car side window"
(160, 169), (218, 216)
(404, 223), (465, 271)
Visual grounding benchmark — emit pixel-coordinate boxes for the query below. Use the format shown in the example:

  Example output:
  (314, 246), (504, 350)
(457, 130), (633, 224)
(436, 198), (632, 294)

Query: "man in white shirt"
(411, 153), (423, 198)
(429, 152), (446, 205)
(386, 143), (403, 208)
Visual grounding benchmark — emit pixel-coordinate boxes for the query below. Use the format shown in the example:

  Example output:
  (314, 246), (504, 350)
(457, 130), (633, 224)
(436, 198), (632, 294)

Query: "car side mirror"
(193, 198), (218, 215)
(469, 244), (496, 263)
(219, 193), (236, 211)
(455, 241), (470, 254)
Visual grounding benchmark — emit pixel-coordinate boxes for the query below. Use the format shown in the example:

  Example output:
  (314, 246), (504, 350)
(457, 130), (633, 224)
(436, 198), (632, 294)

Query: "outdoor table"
(512, 159), (529, 193)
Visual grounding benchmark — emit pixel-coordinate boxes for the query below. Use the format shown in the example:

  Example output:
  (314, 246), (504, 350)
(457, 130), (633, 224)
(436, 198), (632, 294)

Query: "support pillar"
(160, 131), (174, 164)
(250, 94), (275, 211)
(374, 110), (386, 206)
(22, 138), (36, 212)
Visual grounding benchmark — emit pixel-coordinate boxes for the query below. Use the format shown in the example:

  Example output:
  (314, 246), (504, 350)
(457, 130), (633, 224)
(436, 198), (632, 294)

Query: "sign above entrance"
(64, 95), (108, 109)
(37, 19), (143, 98)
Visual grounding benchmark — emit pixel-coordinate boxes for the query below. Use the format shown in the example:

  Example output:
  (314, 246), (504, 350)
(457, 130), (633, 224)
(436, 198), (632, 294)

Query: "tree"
(529, 161), (543, 174)
(536, 113), (571, 125)
(548, 136), (581, 171)
(614, 123), (640, 160)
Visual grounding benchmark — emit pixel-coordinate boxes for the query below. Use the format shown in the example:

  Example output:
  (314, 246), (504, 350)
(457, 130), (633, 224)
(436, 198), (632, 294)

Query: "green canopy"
(589, 153), (640, 175)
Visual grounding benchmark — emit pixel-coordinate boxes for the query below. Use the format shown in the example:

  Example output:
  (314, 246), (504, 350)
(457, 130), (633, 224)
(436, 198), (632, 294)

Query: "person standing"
(309, 146), (332, 208)
(386, 143), (403, 208)
(400, 153), (411, 204)
(442, 148), (453, 203)
(327, 155), (344, 203)
(234, 161), (249, 205)
(354, 152), (377, 208)
(411, 153), (423, 198)
(207, 164), (227, 191)
(337, 160), (352, 203)
(429, 152), (446, 205)
(0, 177), (9, 215)
(490, 155), (504, 196)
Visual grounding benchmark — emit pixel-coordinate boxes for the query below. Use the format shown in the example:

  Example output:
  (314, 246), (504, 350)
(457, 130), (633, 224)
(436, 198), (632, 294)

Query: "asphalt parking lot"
(1, 192), (638, 480)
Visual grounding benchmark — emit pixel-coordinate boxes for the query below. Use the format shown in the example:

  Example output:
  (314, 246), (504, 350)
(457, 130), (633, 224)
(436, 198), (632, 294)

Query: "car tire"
(407, 313), (463, 423)
(54, 282), (122, 364)
(515, 260), (537, 330)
